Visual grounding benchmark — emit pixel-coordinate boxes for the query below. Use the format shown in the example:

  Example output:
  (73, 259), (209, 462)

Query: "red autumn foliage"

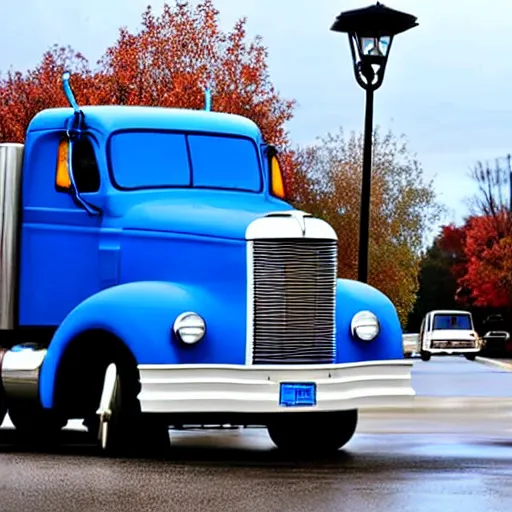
(0, 1), (295, 161)
(461, 211), (512, 308)
(438, 224), (466, 257)
(438, 224), (468, 282)
(439, 210), (512, 309)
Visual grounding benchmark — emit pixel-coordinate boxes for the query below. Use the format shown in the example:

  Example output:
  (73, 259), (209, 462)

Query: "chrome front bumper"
(137, 360), (415, 414)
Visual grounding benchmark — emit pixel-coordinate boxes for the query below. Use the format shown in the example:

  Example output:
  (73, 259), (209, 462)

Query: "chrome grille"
(250, 239), (337, 364)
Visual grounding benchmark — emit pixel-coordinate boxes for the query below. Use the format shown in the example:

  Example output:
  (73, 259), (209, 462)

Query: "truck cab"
(0, 78), (414, 456)
(418, 309), (480, 362)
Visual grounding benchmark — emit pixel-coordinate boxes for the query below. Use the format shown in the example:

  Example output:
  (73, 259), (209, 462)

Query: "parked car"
(402, 333), (419, 358)
(481, 331), (511, 357)
(418, 310), (480, 362)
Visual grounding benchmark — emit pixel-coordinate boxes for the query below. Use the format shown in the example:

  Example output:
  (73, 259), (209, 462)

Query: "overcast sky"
(2, 0), (511, 236)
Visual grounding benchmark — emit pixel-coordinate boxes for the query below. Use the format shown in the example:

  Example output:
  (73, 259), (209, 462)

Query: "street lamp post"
(331, 3), (418, 283)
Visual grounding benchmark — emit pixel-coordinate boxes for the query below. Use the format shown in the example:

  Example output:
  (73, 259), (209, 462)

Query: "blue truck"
(0, 74), (414, 456)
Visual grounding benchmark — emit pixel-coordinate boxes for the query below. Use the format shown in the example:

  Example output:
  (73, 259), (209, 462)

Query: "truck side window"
(71, 137), (101, 193)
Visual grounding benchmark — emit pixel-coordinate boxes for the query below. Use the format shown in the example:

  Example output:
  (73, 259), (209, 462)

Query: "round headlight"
(351, 311), (380, 341)
(173, 312), (206, 345)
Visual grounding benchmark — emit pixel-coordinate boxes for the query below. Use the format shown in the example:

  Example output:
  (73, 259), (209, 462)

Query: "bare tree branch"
(468, 158), (511, 236)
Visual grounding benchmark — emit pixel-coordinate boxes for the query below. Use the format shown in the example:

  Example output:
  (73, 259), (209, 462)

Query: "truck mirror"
(267, 146), (287, 200)
(55, 138), (72, 191)
(54, 135), (102, 215)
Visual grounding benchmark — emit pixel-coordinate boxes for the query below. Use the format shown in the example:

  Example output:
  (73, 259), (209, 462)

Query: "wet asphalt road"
(1, 357), (512, 512)
(413, 356), (512, 397)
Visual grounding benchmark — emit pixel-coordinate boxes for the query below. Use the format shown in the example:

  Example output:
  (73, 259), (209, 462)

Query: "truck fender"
(39, 281), (218, 409)
(335, 278), (404, 363)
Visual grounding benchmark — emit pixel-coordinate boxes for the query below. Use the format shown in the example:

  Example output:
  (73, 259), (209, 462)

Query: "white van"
(419, 310), (480, 362)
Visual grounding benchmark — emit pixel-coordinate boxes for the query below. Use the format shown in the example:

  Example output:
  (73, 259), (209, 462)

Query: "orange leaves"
(0, 1), (294, 149)
(102, 1), (296, 146)
(96, 0), (295, 146)
(0, 45), (93, 142)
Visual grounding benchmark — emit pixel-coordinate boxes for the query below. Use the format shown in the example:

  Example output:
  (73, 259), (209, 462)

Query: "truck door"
(18, 132), (103, 327)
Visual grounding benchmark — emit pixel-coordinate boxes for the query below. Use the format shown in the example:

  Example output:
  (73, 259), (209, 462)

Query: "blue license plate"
(279, 383), (316, 407)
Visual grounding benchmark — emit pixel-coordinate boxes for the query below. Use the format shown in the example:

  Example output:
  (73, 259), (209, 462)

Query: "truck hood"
(121, 195), (291, 240)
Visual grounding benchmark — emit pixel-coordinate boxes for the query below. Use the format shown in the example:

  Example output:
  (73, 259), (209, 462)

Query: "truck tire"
(266, 410), (358, 455)
(9, 407), (66, 447)
(464, 354), (477, 361)
(92, 364), (170, 458)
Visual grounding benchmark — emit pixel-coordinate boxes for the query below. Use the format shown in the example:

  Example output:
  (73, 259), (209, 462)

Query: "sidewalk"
(476, 356), (512, 371)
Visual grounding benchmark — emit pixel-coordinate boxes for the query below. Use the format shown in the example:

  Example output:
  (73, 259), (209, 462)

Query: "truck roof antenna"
(204, 86), (212, 112)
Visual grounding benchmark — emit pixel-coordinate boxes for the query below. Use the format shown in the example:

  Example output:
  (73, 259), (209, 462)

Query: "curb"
(476, 356), (512, 372)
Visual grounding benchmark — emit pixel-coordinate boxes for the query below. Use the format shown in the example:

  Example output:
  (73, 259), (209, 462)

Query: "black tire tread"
(9, 406), (66, 447)
(267, 410), (358, 454)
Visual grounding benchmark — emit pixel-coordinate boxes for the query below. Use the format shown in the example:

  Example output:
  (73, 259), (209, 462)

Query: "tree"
(0, 46), (93, 143)
(0, 1), (295, 155)
(406, 237), (460, 332)
(98, 1), (295, 148)
(468, 159), (510, 217)
(437, 223), (470, 301)
(460, 211), (512, 308)
(289, 128), (443, 325)
(446, 157), (512, 310)
(409, 220), (512, 336)
(416, 156), (512, 337)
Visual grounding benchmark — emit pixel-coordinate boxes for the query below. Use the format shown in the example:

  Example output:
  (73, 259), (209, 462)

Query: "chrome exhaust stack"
(0, 144), (24, 332)
(0, 344), (48, 425)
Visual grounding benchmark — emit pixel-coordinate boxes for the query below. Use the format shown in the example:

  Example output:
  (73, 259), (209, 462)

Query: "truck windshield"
(109, 131), (262, 192)
(433, 314), (472, 330)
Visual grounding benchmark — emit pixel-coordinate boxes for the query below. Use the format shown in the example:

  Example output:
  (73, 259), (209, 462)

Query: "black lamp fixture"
(331, 3), (418, 283)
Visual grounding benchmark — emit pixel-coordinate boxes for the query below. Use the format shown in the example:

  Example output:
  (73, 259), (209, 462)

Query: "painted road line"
(476, 357), (512, 372)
